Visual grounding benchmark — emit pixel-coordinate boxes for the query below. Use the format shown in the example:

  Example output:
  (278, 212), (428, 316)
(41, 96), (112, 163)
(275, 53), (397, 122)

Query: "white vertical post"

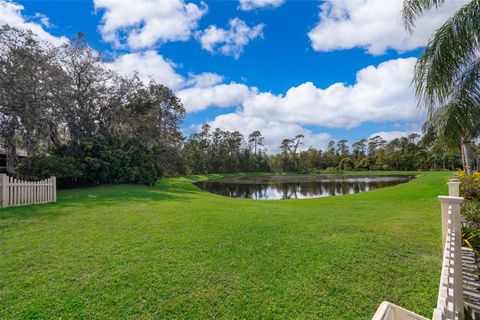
(42, 180), (45, 202)
(21, 179), (24, 204)
(43, 179), (46, 202)
(438, 195), (464, 319)
(18, 179), (21, 205)
(439, 199), (449, 249)
(8, 176), (11, 206)
(13, 178), (16, 206)
(27, 181), (29, 204)
(21, 180), (24, 204)
(448, 179), (460, 197)
(48, 178), (51, 202)
(439, 196), (464, 247)
(41, 179), (45, 202)
(29, 181), (32, 204)
(0, 174), (8, 208)
(52, 176), (56, 202)
(452, 199), (464, 320)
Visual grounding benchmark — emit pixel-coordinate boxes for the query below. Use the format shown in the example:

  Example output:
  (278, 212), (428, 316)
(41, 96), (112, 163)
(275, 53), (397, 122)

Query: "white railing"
(0, 174), (56, 208)
(372, 301), (429, 320)
(434, 195), (464, 320)
(373, 176), (464, 320)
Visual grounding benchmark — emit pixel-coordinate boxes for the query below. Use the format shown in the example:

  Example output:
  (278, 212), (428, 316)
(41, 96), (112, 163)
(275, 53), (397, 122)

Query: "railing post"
(0, 174), (7, 208)
(447, 177), (460, 197)
(452, 198), (464, 320)
(438, 196), (464, 248)
(448, 175), (463, 319)
(52, 176), (56, 202)
(438, 195), (464, 319)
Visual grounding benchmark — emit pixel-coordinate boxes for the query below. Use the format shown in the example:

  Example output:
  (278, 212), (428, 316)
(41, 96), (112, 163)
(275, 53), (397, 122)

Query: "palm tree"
(422, 103), (480, 170)
(402, 0), (480, 174)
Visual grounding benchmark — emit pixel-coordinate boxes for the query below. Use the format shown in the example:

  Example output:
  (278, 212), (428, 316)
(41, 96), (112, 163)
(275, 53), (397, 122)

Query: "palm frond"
(425, 97), (480, 148)
(450, 58), (480, 109)
(402, 0), (446, 32)
(414, 0), (480, 111)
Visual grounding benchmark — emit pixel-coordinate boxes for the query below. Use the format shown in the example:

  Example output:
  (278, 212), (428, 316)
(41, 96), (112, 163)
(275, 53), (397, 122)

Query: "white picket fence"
(372, 177), (465, 320)
(0, 174), (56, 208)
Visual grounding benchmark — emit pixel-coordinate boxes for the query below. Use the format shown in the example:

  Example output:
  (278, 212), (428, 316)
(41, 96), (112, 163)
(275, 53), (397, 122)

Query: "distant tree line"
(269, 133), (477, 173)
(183, 125), (270, 174)
(0, 25), (475, 186)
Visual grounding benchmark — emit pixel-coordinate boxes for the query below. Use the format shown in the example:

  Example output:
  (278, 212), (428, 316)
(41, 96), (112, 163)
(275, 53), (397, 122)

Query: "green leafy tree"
(0, 25), (65, 171)
(336, 139), (349, 157)
(248, 130), (264, 156)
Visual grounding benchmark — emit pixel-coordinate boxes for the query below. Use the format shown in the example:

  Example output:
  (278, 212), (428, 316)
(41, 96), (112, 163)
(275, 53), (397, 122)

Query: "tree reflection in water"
(194, 175), (414, 200)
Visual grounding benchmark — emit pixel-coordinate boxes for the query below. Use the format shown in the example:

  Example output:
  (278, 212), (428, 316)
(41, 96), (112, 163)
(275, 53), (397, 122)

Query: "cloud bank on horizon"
(0, 0), (464, 152)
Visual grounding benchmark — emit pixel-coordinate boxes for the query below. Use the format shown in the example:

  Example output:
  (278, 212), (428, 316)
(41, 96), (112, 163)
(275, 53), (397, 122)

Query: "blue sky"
(1, 0), (468, 152)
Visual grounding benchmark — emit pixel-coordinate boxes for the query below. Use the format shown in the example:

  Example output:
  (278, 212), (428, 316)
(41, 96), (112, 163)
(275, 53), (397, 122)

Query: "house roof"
(0, 147), (28, 157)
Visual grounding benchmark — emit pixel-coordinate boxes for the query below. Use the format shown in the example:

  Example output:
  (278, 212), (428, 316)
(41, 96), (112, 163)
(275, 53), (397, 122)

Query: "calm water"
(194, 175), (415, 200)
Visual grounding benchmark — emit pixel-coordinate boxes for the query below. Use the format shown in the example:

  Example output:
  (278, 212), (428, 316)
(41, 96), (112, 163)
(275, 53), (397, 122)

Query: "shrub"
(17, 155), (84, 185)
(338, 157), (353, 171)
(323, 167), (344, 174)
(74, 135), (161, 186)
(17, 134), (162, 186)
(127, 142), (160, 186)
(462, 200), (480, 223)
(354, 158), (370, 170)
(458, 170), (480, 200)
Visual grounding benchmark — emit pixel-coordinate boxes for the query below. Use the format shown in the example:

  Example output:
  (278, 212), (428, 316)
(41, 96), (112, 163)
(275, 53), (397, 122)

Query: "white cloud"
(238, 0), (285, 11)
(308, 0), (468, 55)
(208, 113), (332, 153)
(369, 130), (421, 142)
(0, 0), (67, 45)
(194, 57), (425, 152)
(94, 0), (207, 49)
(177, 83), (256, 112)
(33, 13), (51, 28)
(106, 50), (253, 112)
(197, 18), (264, 59)
(108, 55), (422, 129)
(185, 72), (223, 88)
(106, 50), (185, 89)
(241, 57), (423, 128)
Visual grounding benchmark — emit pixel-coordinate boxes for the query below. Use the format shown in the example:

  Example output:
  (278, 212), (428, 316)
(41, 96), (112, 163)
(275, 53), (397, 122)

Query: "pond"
(194, 175), (415, 200)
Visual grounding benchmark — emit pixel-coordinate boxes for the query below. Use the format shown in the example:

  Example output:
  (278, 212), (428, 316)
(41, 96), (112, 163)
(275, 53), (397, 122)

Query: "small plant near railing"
(461, 200), (480, 224)
(462, 226), (480, 254)
(457, 170), (480, 200)
(458, 171), (480, 253)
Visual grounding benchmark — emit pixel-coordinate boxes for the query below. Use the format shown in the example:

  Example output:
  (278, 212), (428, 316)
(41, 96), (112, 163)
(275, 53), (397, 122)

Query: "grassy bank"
(0, 171), (449, 319)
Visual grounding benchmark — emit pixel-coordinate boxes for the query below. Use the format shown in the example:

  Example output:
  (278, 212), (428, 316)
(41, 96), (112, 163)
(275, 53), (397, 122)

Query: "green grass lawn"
(0, 171), (450, 319)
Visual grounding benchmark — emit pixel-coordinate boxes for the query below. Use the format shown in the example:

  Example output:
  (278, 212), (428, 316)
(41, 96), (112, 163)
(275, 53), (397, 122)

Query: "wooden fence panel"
(0, 174), (56, 208)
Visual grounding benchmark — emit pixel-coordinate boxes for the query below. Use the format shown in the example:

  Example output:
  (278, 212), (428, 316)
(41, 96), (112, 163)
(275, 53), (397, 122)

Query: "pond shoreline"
(194, 174), (415, 200)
